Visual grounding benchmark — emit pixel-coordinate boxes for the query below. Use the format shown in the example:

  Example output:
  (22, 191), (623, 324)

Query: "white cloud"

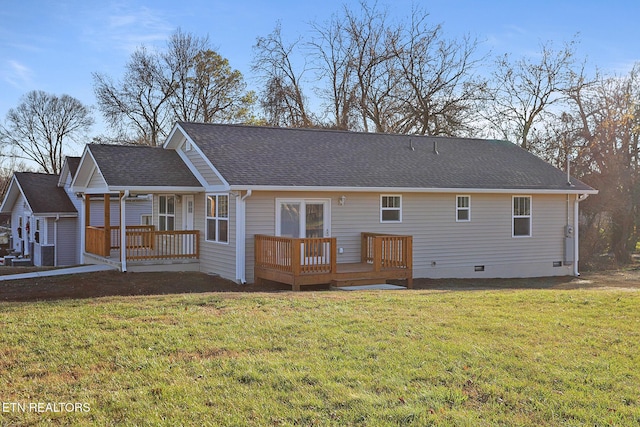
(80, 4), (174, 53)
(2, 60), (34, 89)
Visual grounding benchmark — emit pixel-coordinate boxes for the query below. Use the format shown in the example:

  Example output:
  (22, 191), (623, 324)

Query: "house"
(0, 157), (153, 267)
(70, 122), (597, 289)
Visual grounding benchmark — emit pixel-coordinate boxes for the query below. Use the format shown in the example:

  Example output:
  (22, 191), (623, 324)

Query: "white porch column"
(120, 191), (128, 272)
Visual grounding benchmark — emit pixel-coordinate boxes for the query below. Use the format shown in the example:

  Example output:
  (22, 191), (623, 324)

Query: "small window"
(184, 140), (192, 151)
(380, 195), (402, 222)
(513, 196), (531, 237)
(206, 194), (229, 243)
(456, 196), (470, 222)
(158, 195), (175, 231)
(141, 215), (152, 226)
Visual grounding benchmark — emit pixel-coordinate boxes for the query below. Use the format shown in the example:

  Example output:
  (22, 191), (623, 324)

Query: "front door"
(182, 195), (194, 230)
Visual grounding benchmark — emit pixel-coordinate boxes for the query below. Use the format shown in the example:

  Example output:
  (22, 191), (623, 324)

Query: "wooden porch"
(85, 225), (199, 260)
(254, 232), (413, 291)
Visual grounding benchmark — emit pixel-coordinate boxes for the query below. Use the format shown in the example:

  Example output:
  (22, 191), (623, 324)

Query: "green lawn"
(1, 289), (639, 426)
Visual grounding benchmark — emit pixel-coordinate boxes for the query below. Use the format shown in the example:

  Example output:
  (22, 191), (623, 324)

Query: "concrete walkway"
(0, 264), (117, 281)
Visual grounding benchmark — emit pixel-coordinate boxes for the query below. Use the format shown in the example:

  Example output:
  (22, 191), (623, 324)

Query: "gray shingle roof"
(179, 122), (595, 192)
(88, 144), (201, 188)
(16, 172), (77, 214)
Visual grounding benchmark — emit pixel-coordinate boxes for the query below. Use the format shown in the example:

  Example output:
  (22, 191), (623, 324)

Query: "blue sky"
(1, 0), (638, 145)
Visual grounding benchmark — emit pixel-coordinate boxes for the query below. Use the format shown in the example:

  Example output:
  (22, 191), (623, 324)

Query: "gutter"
(573, 194), (591, 276)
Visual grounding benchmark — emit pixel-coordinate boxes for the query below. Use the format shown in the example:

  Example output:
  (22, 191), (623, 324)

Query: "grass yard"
(1, 287), (639, 426)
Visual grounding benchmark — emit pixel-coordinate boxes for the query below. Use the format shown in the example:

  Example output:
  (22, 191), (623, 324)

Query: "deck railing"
(85, 226), (199, 260)
(125, 230), (199, 260)
(86, 226), (109, 257)
(255, 235), (337, 275)
(110, 225), (155, 249)
(361, 232), (413, 271)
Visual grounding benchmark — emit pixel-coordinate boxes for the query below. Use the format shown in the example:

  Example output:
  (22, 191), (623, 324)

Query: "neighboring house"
(0, 157), (153, 267)
(70, 122), (597, 289)
(0, 171), (78, 266)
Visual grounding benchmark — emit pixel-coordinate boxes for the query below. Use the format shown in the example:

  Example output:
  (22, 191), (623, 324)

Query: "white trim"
(230, 185), (598, 195)
(275, 198), (332, 238)
(380, 194), (402, 223)
(175, 148), (212, 189)
(205, 193), (230, 244)
(165, 123), (230, 188)
(456, 195), (471, 222)
(512, 195), (532, 238)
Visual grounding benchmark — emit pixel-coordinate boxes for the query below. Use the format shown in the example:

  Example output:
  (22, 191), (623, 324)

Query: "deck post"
(330, 237), (337, 274)
(373, 237), (382, 272)
(291, 238), (302, 277)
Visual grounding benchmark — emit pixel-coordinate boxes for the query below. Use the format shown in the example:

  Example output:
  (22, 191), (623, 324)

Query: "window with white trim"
(141, 214), (152, 226)
(158, 195), (175, 231)
(380, 195), (402, 222)
(206, 194), (229, 243)
(513, 196), (531, 237)
(456, 195), (470, 222)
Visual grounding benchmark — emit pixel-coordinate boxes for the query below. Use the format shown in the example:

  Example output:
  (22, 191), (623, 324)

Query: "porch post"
(120, 191), (128, 272)
(104, 193), (110, 256)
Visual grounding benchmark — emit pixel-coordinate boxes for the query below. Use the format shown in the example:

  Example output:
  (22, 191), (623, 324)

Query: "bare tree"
(252, 23), (314, 127)
(486, 39), (578, 151)
(94, 29), (254, 145)
(544, 65), (640, 265)
(0, 90), (93, 174)
(387, 7), (483, 136)
(93, 46), (173, 146)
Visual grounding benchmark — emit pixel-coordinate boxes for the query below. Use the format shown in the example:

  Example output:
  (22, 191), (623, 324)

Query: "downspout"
(235, 189), (252, 284)
(120, 190), (129, 272)
(573, 194), (590, 276)
(54, 214), (59, 267)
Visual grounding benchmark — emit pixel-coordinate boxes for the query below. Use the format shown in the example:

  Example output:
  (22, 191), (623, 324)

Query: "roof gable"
(1, 172), (77, 215)
(178, 122), (596, 193)
(74, 144), (203, 191)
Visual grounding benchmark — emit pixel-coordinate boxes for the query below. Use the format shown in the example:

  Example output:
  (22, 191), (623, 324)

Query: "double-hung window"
(158, 195), (175, 231)
(380, 195), (402, 222)
(206, 194), (229, 243)
(456, 195), (470, 222)
(513, 196), (531, 237)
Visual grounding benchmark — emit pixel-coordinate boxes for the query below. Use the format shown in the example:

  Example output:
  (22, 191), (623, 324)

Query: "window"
(184, 140), (192, 151)
(513, 196), (531, 237)
(158, 195), (175, 231)
(381, 195), (402, 222)
(206, 194), (229, 243)
(456, 195), (470, 222)
(141, 215), (152, 226)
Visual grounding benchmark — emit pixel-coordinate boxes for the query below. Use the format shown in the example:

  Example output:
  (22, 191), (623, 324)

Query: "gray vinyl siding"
(243, 191), (575, 282)
(197, 193), (237, 280)
(88, 198), (151, 227)
(55, 218), (78, 266)
(182, 148), (225, 187)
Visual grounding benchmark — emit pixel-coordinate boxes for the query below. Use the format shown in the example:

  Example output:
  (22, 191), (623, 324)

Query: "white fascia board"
(106, 186), (205, 193)
(33, 212), (78, 218)
(162, 123), (181, 149)
(0, 176), (20, 212)
(229, 185), (598, 195)
(70, 147), (99, 191)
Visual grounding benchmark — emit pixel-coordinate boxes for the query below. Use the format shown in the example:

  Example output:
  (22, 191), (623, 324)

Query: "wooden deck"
(254, 233), (413, 291)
